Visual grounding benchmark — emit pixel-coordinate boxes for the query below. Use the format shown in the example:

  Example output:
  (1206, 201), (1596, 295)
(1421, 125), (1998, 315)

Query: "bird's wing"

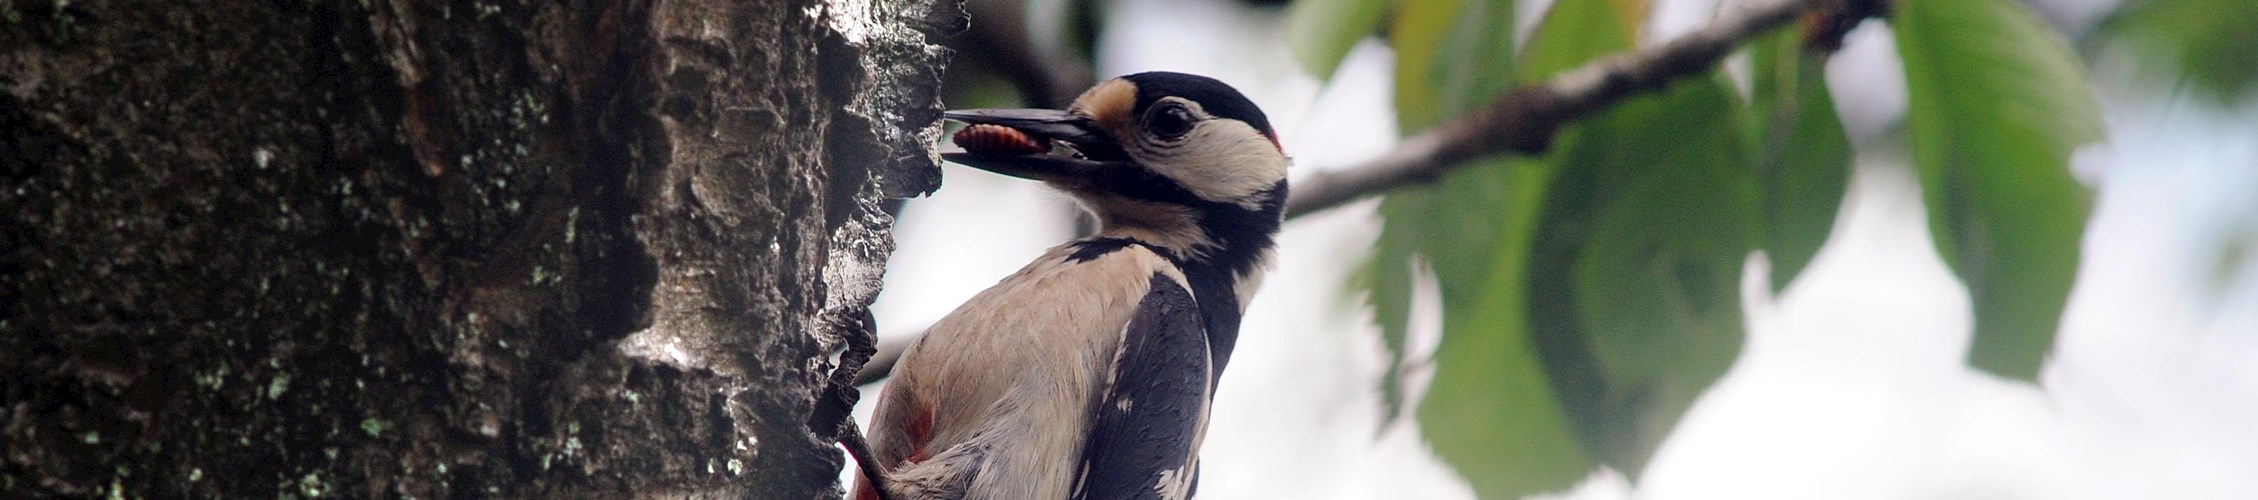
(1069, 273), (1212, 500)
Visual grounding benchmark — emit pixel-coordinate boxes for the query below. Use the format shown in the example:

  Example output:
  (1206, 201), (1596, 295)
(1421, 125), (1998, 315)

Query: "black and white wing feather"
(1070, 273), (1211, 500)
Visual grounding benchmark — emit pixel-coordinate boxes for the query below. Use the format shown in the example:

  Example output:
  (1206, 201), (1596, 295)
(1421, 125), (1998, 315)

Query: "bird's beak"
(942, 108), (1128, 183)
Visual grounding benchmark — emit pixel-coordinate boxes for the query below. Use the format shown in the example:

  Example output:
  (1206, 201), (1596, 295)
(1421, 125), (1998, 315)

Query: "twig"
(1284, 0), (1850, 218)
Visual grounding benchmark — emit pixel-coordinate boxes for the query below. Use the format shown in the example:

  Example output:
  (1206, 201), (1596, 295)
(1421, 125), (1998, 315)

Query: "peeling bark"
(1, 0), (951, 496)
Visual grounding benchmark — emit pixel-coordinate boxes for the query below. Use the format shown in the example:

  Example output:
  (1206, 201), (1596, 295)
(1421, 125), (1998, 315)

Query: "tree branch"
(1284, 0), (1853, 218)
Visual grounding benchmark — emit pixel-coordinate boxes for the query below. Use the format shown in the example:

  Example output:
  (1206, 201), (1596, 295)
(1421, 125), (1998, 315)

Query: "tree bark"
(1, 0), (951, 497)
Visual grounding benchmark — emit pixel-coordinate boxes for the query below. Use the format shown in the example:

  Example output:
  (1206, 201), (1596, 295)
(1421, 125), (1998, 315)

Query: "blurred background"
(855, 0), (2258, 498)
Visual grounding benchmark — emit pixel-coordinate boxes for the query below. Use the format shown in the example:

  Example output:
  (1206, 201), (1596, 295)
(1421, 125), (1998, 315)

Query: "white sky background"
(854, 0), (2258, 497)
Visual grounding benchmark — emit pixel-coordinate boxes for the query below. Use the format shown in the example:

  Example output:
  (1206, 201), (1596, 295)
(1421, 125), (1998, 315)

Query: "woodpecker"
(853, 72), (1286, 500)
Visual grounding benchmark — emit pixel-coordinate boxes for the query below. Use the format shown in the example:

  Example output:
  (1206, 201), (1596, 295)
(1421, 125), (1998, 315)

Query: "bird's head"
(943, 72), (1287, 265)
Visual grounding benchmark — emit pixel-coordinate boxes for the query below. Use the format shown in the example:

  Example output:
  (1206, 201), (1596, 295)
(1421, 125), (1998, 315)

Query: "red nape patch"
(953, 124), (1050, 155)
(1266, 128), (1282, 153)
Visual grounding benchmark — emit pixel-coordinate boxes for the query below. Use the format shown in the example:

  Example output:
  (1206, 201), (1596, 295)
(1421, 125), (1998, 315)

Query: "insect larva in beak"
(952, 124), (1050, 155)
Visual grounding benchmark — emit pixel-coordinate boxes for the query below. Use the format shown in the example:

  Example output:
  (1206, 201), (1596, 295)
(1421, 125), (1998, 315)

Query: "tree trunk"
(1, 0), (952, 496)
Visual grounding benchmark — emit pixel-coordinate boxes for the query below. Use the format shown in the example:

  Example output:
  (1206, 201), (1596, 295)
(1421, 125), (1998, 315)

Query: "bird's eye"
(1146, 104), (1197, 140)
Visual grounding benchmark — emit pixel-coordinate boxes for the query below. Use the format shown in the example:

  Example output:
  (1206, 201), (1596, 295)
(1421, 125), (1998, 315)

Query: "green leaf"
(1367, 162), (1518, 429)
(1285, 0), (1393, 78)
(2111, 0), (2258, 101)
(1515, 0), (1634, 80)
(1749, 32), (1852, 291)
(1401, 0), (1754, 495)
(1535, 79), (1753, 476)
(1430, 0), (1520, 114)
(1369, 0), (1519, 427)
(1416, 159), (1593, 498)
(1417, 82), (1756, 497)
(1389, 0), (1517, 130)
(1387, 0), (1457, 129)
(1894, 0), (2101, 380)
(1602, 0), (1649, 39)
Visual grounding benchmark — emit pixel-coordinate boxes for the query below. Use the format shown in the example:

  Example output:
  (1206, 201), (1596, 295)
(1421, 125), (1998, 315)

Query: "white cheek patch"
(1129, 99), (1291, 210)
(1132, 106), (1288, 210)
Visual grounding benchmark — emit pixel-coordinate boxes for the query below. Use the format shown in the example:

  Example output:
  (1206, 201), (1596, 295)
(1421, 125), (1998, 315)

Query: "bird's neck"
(1084, 184), (1284, 282)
